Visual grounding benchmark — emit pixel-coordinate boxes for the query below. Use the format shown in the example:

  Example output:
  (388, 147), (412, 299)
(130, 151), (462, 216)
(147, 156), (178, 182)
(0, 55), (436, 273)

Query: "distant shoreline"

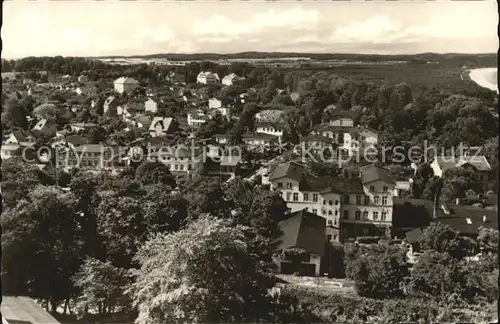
(469, 68), (498, 93)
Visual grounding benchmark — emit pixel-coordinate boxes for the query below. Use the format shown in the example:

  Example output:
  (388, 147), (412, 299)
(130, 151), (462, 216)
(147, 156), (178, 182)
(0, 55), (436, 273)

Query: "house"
(4, 130), (36, 146)
(221, 73), (245, 86)
(197, 71), (220, 85)
(430, 155), (491, 192)
(120, 102), (146, 121)
(297, 134), (338, 159)
(114, 77), (139, 94)
(149, 117), (175, 137)
(242, 133), (279, 149)
(31, 118), (57, 137)
(130, 114), (153, 129)
(255, 109), (285, 123)
(327, 111), (354, 127)
(78, 74), (89, 83)
(213, 134), (230, 144)
(1, 296), (61, 324)
(150, 145), (204, 179)
(187, 109), (211, 128)
(103, 96), (119, 116)
(274, 209), (326, 277)
(75, 85), (97, 96)
(392, 198), (498, 241)
(255, 122), (284, 138)
(145, 97), (159, 113)
(269, 162), (396, 241)
(57, 144), (125, 171)
(206, 154), (242, 179)
(70, 122), (99, 132)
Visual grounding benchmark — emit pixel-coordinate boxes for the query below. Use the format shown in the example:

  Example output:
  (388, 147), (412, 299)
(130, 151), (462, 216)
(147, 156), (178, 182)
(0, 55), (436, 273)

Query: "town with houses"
(1, 53), (498, 323)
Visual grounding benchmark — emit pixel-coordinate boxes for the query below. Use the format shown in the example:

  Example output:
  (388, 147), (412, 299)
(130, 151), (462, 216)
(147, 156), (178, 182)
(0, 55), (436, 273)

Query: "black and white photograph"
(1, 0), (498, 323)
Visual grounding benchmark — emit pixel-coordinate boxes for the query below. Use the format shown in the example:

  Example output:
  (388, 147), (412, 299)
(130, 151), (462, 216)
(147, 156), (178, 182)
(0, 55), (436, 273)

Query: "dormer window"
(370, 186), (375, 191)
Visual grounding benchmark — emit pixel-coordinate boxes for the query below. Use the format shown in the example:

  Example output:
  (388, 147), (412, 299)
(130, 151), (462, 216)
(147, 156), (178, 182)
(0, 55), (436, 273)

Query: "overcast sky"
(2, 1), (498, 58)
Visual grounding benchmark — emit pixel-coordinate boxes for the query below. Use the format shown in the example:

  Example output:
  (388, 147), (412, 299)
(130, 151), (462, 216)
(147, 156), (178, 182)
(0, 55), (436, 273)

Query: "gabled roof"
(10, 130), (34, 143)
(242, 133), (279, 141)
(149, 117), (173, 132)
(104, 96), (116, 105)
(434, 155), (492, 172)
(268, 161), (305, 182)
(220, 155), (242, 167)
(277, 209), (326, 257)
(360, 164), (396, 185)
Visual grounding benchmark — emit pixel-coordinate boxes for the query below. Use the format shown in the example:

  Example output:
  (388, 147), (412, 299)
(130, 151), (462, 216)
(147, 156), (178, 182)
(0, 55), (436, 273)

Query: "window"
(312, 209), (318, 214)
(322, 209), (326, 215)
(327, 234), (332, 241)
(373, 212), (379, 220)
(334, 234), (338, 240)
(370, 186), (375, 191)
(334, 218), (338, 225)
(335, 210), (338, 216)
(313, 194), (318, 202)
(383, 186), (388, 192)
(381, 211), (387, 221)
(363, 211), (369, 220)
(355, 211), (361, 220)
(175, 164), (179, 170)
(364, 196), (370, 205)
(293, 193), (299, 202)
(344, 210), (349, 219)
(277, 182), (283, 188)
(356, 195), (362, 205)
(286, 192), (291, 201)
(382, 196), (388, 205)
(303, 193), (309, 201)
(188, 164), (192, 170)
(374, 196), (380, 205)
(335, 200), (339, 205)
(286, 183), (292, 189)
(327, 220), (333, 226)
(328, 210), (333, 216)
(329, 200), (333, 206)
(179, 164), (184, 171)
(344, 195), (350, 204)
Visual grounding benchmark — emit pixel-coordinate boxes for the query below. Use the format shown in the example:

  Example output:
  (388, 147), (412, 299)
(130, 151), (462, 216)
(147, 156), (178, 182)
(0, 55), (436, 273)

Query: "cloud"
(192, 7), (320, 37)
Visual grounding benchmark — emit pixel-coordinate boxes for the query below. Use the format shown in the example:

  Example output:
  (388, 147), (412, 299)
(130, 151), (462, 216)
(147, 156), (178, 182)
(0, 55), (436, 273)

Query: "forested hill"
(95, 52), (497, 66)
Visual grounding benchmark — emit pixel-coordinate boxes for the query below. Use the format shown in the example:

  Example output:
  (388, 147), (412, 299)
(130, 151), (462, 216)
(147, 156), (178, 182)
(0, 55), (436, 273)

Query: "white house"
(268, 162), (396, 241)
(149, 117), (175, 137)
(196, 72), (220, 85)
(187, 109), (211, 128)
(78, 75), (89, 83)
(145, 98), (159, 113)
(254, 109), (285, 124)
(114, 77), (139, 94)
(208, 97), (222, 109)
(255, 122), (284, 138)
(75, 85), (97, 96)
(221, 73), (245, 86)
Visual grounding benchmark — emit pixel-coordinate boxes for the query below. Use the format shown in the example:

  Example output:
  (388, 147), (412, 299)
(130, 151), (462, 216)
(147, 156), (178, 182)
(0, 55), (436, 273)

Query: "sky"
(2, 1), (498, 58)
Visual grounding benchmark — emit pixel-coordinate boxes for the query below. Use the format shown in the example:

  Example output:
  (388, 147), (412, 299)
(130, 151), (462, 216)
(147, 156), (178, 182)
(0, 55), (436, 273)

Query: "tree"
(1, 186), (82, 312)
(182, 176), (231, 219)
(477, 226), (499, 253)
(1, 158), (42, 208)
(72, 258), (132, 318)
(128, 215), (280, 324)
(347, 245), (409, 298)
(142, 184), (189, 233)
(135, 161), (176, 188)
(418, 222), (476, 259)
(2, 97), (28, 129)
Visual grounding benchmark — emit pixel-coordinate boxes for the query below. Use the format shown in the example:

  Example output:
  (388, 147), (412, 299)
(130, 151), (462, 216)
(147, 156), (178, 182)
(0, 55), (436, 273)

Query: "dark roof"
(393, 198), (498, 236)
(242, 133), (279, 141)
(300, 134), (334, 143)
(360, 164), (396, 185)
(268, 161), (305, 182)
(11, 130), (34, 142)
(65, 135), (92, 146)
(277, 209), (326, 257)
(405, 228), (423, 244)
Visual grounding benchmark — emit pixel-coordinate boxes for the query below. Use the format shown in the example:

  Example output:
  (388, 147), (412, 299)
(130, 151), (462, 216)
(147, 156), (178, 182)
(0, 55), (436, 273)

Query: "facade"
(269, 161), (396, 241)
(242, 133), (279, 149)
(114, 77), (139, 94)
(56, 144), (124, 171)
(255, 122), (284, 138)
(311, 124), (379, 157)
(145, 98), (159, 113)
(150, 145), (204, 178)
(196, 72), (220, 85)
(255, 109), (285, 123)
(187, 110), (211, 128)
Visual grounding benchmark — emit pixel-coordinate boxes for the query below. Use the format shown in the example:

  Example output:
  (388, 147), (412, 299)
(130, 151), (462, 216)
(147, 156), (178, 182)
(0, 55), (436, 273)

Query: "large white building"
(187, 109), (212, 128)
(221, 73), (245, 86)
(197, 72), (220, 85)
(114, 77), (139, 94)
(268, 161), (396, 241)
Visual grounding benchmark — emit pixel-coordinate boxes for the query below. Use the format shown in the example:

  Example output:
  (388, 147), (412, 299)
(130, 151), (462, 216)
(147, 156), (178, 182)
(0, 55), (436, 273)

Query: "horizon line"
(2, 51), (498, 61)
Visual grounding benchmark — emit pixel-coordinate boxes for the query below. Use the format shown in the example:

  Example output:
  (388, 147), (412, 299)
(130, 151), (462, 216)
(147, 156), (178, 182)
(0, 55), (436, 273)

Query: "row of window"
(349, 210), (388, 221)
(165, 164), (193, 171)
(369, 185), (390, 192)
(281, 189), (390, 206)
(258, 127), (283, 133)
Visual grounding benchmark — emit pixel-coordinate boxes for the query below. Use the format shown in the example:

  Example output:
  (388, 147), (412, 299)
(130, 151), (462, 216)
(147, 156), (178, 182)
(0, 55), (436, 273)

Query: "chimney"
(483, 215), (487, 223)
